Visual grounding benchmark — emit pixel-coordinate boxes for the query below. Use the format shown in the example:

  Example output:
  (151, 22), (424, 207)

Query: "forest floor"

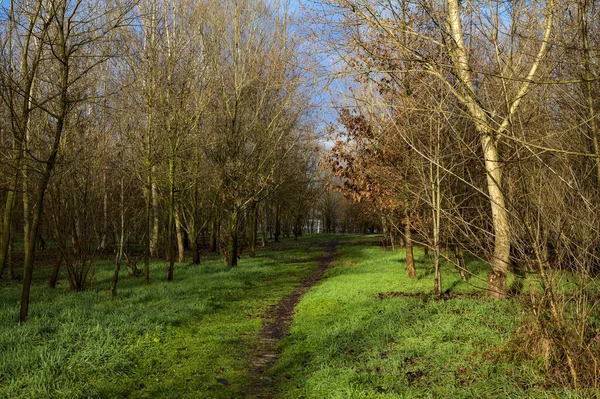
(0, 234), (595, 398)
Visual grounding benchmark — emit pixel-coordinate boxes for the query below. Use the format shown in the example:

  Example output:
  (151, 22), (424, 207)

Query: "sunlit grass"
(272, 242), (588, 399)
(1, 235), (594, 398)
(0, 236), (328, 399)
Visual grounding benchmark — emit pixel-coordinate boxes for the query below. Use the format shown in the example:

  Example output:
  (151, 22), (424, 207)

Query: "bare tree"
(203, 0), (310, 266)
(8, 0), (135, 323)
(311, 0), (557, 298)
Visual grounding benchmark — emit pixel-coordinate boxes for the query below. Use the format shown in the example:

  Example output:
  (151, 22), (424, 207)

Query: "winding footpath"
(246, 240), (337, 398)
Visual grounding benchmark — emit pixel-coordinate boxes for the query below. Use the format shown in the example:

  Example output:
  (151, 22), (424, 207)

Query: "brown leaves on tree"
(325, 108), (408, 213)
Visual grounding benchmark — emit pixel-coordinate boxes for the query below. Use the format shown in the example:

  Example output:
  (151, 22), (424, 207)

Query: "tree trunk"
(110, 231), (123, 296)
(269, 203), (274, 240)
(404, 211), (416, 279)
(4, 0), (43, 281)
(167, 159), (176, 281)
(144, 173), (151, 284)
(49, 253), (63, 288)
(226, 209), (239, 267)
(249, 203), (257, 257)
(432, 125), (442, 297)
(433, 193), (441, 297)
(144, 86), (154, 283)
(191, 239), (200, 264)
(261, 203), (267, 247)
(210, 213), (218, 253)
(453, 246), (468, 282)
(210, 215), (220, 253)
(579, 1), (600, 187)
(100, 172), (108, 250)
(20, 147), (60, 323)
(22, 158), (30, 279)
(71, 193), (81, 256)
(434, 250), (441, 297)
(274, 204), (281, 242)
(22, 74), (34, 278)
(446, 0), (554, 298)
(293, 217), (302, 240)
(150, 172), (159, 258)
(110, 178), (125, 296)
(481, 135), (510, 300)
(175, 206), (185, 263)
(109, 252), (121, 297)
(7, 235), (14, 280)
(189, 181), (200, 265)
(446, 0), (527, 299)
(381, 216), (390, 248)
(0, 158), (21, 279)
(19, 46), (68, 322)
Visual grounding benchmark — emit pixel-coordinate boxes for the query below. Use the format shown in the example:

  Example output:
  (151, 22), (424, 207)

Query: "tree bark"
(293, 215), (302, 240)
(109, 251), (121, 297)
(49, 253), (63, 289)
(433, 124), (442, 296)
(0, 156), (21, 279)
(446, 0), (504, 298)
(100, 172), (108, 250)
(481, 135), (510, 299)
(226, 208), (239, 267)
(261, 203), (267, 247)
(175, 206), (185, 263)
(453, 245), (468, 282)
(144, 174), (151, 284)
(20, 31), (68, 321)
(446, 0), (554, 298)
(210, 213), (218, 253)
(7, 235), (14, 280)
(274, 204), (281, 242)
(189, 181), (200, 265)
(22, 136), (30, 279)
(404, 211), (416, 279)
(249, 203), (257, 257)
(144, 74), (154, 284)
(110, 179), (125, 297)
(191, 239), (200, 264)
(21, 124), (63, 323)
(1, 0), (44, 280)
(150, 175), (160, 258)
(381, 216), (390, 248)
(167, 158), (176, 281)
(579, 1), (600, 187)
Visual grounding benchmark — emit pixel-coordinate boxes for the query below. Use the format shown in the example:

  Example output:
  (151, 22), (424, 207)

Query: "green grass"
(0, 236), (331, 399)
(271, 242), (591, 399)
(1, 235), (596, 398)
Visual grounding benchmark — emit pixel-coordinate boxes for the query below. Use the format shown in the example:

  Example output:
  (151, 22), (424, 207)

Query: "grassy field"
(0, 236), (330, 399)
(270, 241), (590, 399)
(0, 234), (595, 398)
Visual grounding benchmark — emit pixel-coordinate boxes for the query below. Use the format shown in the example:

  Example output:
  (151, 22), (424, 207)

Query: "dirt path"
(246, 240), (337, 399)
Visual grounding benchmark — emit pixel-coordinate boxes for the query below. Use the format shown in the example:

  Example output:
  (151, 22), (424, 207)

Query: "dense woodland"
(2, 0), (600, 392)
(0, 0), (333, 319)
